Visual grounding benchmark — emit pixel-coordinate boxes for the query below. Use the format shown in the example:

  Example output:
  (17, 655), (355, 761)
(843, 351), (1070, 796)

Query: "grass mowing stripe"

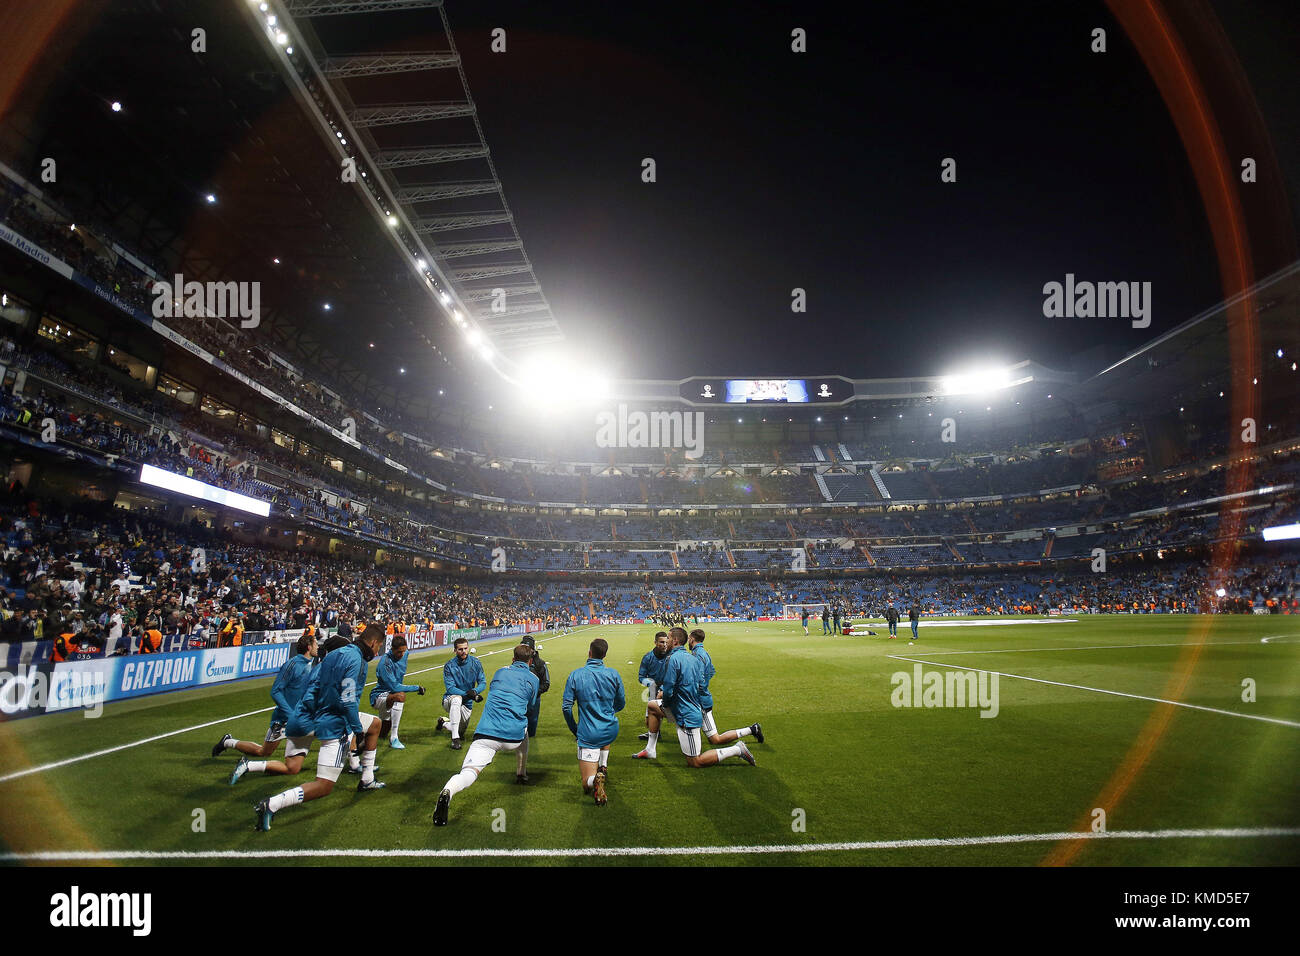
(0, 626), (602, 785)
(4, 827), (1297, 861)
(0, 706), (276, 783)
(913, 639), (1273, 656)
(887, 654), (1300, 729)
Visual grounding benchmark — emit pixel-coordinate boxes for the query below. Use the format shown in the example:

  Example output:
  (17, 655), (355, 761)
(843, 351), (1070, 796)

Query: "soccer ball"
(469, 647), (477, 654)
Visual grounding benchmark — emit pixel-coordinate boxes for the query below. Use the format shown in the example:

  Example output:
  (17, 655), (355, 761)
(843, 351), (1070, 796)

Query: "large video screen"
(724, 379), (809, 403)
(139, 464), (272, 517)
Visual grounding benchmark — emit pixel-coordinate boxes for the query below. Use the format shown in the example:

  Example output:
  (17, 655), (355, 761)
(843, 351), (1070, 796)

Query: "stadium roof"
(0, 0), (558, 415)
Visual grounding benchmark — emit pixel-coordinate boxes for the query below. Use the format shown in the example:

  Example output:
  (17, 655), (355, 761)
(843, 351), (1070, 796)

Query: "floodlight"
(940, 366), (1014, 395)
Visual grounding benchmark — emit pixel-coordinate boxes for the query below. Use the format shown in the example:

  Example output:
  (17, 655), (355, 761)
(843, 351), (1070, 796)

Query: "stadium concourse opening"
(0, 0), (1298, 916)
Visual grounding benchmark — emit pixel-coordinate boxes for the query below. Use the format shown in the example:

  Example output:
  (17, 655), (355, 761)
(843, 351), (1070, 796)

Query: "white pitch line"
(0, 626), (602, 785)
(3, 827), (1297, 862)
(887, 654), (1300, 729)
(912, 639), (1271, 657)
(0, 707), (276, 784)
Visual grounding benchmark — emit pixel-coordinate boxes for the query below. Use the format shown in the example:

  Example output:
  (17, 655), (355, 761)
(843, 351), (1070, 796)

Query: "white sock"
(224, 737), (241, 750)
(597, 749), (609, 768)
(268, 786), (304, 812)
(646, 731), (658, 758)
(449, 698), (463, 739)
(445, 768), (477, 798)
(349, 752), (361, 771)
(389, 702), (404, 739)
(585, 774), (595, 790)
(716, 744), (742, 763)
(361, 748), (377, 784)
(733, 727), (752, 739)
(516, 737), (529, 776)
(248, 760), (268, 773)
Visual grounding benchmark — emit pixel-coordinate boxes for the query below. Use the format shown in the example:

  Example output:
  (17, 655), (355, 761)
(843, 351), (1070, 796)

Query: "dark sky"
(326, 0), (1299, 382)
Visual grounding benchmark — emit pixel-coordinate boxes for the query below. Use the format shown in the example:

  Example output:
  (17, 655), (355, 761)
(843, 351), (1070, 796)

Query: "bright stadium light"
(466, 328), (483, 347)
(941, 365), (1014, 395)
(513, 353), (607, 411)
(1262, 523), (1300, 542)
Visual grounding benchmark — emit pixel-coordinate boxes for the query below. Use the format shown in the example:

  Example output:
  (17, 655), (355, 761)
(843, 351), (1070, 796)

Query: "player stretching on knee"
(636, 631), (670, 742)
(634, 627), (755, 768)
(433, 644), (540, 826)
(688, 628), (763, 747)
(253, 624), (387, 831)
(435, 637), (485, 750)
(562, 638), (625, 806)
(372, 634), (424, 749)
(213, 632), (318, 782)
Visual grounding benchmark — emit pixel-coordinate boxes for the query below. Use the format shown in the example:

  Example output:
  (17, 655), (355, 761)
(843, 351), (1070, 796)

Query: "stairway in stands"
(814, 473), (832, 501)
(868, 467), (890, 499)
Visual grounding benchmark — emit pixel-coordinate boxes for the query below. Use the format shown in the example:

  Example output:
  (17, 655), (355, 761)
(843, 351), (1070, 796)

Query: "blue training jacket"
(473, 660), (539, 741)
(660, 646), (703, 729)
(443, 652), (486, 698)
(690, 643), (715, 710)
(285, 666), (322, 738)
(270, 653), (316, 724)
(371, 650), (421, 706)
(638, 649), (669, 687)
(562, 659), (626, 748)
(310, 642), (369, 740)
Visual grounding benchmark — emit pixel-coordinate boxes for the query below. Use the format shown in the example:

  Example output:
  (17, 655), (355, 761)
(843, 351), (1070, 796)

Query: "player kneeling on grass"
(688, 628), (764, 748)
(636, 630), (670, 741)
(562, 638), (626, 806)
(213, 631), (318, 783)
(634, 628), (755, 768)
(433, 644), (540, 826)
(254, 624), (388, 832)
(435, 637), (485, 750)
(372, 634), (425, 749)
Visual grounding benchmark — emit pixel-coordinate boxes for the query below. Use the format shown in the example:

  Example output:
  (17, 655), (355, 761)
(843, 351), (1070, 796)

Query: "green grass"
(3, 615), (1299, 866)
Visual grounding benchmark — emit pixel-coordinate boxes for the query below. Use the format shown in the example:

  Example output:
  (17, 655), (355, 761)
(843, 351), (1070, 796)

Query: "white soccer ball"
(469, 647), (477, 654)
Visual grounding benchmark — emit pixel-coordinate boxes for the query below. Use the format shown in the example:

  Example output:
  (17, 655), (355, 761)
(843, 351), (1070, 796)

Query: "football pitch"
(2, 616), (1299, 867)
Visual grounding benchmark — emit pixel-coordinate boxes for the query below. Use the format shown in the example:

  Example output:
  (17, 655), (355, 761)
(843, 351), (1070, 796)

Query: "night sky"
(393, 0), (1295, 383)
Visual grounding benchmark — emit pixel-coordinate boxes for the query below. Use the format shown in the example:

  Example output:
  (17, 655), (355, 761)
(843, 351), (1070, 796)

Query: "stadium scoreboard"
(678, 377), (853, 405)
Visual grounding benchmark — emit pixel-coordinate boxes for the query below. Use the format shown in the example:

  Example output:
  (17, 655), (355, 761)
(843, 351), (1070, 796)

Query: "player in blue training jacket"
(212, 631), (318, 782)
(371, 633), (425, 750)
(254, 624), (387, 831)
(634, 627), (755, 768)
(688, 628), (764, 748)
(433, 644), (540, 826)
(635, 630), (670, 742)
(562, 637), (626, 806)
(435, 636), (486, 750)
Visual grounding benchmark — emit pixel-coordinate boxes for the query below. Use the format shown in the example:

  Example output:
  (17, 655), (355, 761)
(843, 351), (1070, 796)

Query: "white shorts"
(373, 693), (393, 719)
(443, 694), (474, 715)
(285, 735), (313, 759)
(577, 745), (607, 763)
(264, 720), (286, 744)
(677, 726), (702, 757)
(700, 709), (717, 736)
(642, 680), (659, 714)
(315, 736), (349, 782)
(462, 736), (524, 772)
